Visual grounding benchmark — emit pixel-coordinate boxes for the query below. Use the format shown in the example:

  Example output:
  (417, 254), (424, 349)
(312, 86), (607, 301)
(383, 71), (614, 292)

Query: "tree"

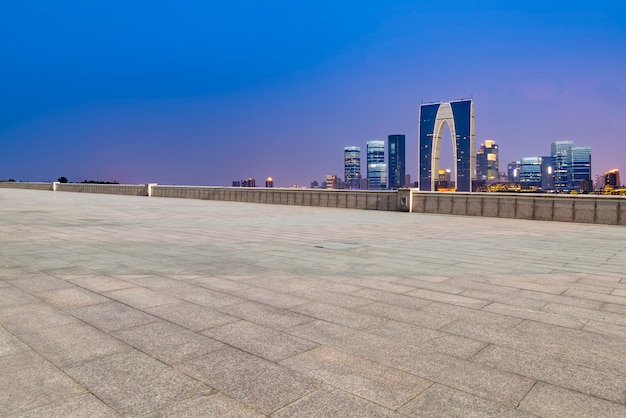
(57, 177), (68, 183)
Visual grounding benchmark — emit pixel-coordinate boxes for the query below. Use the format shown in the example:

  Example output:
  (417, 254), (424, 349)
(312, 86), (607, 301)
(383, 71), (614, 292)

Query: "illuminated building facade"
(367, 140), (387, 190)
(476, 140), (499, 181)
(604, 169), (621, 188)
(343, 146), (361, 189)
(572, 146), (592, 192)
(388, 134), (406, 189)
(343, 147), (361, 189)
(551, 141), (573, 191)
(519, 157), (542, 190)
(419, 99), (475, 192)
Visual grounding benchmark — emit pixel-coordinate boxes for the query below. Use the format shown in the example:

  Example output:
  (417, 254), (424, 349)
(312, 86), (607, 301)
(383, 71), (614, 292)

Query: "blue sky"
(1, 1), (625, 186)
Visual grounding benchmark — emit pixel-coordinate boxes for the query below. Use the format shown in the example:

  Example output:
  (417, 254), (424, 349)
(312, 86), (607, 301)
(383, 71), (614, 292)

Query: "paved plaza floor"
(1, 188), (625, 417)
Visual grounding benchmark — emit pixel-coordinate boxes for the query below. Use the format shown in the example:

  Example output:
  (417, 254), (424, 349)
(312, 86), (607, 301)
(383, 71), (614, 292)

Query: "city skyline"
(1, 2), (625, 187)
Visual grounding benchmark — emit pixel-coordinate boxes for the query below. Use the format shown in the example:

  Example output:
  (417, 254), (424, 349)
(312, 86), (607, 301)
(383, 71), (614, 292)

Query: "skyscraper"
(387, 134), (406, 189)
(367, 140), (387, 190)
(476, 140), (499, 182)
(572, 146), (592, 192)
(343, 146), (361, 189)
(507, 161), (520, 182)
(551, 141), (573, 192)
(604, 169), (621, 188)
(419, 99), (475, 192)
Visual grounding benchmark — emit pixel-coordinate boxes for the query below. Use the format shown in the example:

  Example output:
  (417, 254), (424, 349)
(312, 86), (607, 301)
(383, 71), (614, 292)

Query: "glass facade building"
(519, 157), (542, 190)
(476, 140), (499, 181)
(387, 135), (406, 189)
(551, 141), (573, 191)
(572, 146), (592, 192)
(343, 146), (361, 189)
(419, 99), (475, 192)
(367, 140), (387, 190)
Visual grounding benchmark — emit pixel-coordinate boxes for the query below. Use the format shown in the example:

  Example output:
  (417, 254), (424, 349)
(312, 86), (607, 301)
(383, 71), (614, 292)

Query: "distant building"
(540, 156), (554, 191)
(310, 180), (320, 189)
(265, 177), (274, 188)
(387, 135), (406, 189)
(325, 174), (341, 190)
(419, 99), (475, 192)
(367, 140), (387, 190)
(551, 141), (573, 191)
(519, 157), (542, 190)
(572, 146), (592, 192)
(232, 180), (241, 187)
(476, 140), (499, 182)
(507, 161), (520, 182)
(344, 146), (361, 189)
(242, 178), (256, 187)
(604, 169), (621, 188)
(435, 169), (452, 190)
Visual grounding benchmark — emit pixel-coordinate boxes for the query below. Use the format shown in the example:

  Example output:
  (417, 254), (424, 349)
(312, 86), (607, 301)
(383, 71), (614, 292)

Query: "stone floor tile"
(482, 302), (587, 329)
(178, 346), (320, 414)
(287, 320), (405, 362)
(290, 287), (373, 308)
(472, 344), (626, 404)
(218, 301), (313, 330)
(146, 391), (264, 418)
(0, 351), (86, 416)
(290, 301), (385, 330)
(0, 286), (38, 307)
(204, 320), (317, 362)
(103, 286), (179, 308)
(350, 287), (433, 309)
(407, 288), (490, 309)
(419, 333), (487, 359)
(69, 301), (159, 333)
(146, 301), (238, 331)
(399, 384), (535, 417)
(366, 319), (443, 346)
(11, 275), (73, 293)
(281, 346), (432, 409)
(112, 321), (224, 364)
(518, 382), (626, 417)
(66, 350), (207, 416)
(233, 286), (309, 308)
(17, 393), (120, 418)
(272, 385), (402, 417)
(516, 289), (604, 309)
(68, 275), (136, 292)
(422, 301), (524, 329)
(33, 286), (109, 310)
(0, 302), (80, 332)
(382, 345), (535, 407)
(0, 325), (29, 356)
(356, 301), (454, 330)
(14, 321), (131, 368)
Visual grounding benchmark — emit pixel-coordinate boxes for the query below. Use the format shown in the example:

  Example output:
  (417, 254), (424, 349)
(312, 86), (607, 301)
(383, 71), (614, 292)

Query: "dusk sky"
(1, 1), (625, 187)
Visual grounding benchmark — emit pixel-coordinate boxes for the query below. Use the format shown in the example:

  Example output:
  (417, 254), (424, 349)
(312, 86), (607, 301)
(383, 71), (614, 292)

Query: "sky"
(1, 1), (625, 187)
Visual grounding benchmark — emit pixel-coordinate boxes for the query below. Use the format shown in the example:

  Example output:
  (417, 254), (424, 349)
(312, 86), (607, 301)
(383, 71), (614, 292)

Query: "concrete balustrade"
(2, 182), (624, 225)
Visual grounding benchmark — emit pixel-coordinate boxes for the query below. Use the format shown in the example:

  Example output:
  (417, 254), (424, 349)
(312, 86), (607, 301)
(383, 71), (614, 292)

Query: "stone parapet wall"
(2, 182), (624, 225)
(54, 183), (148, 196)
(411, 191), (626, 225)
(0, 182), (52, 191)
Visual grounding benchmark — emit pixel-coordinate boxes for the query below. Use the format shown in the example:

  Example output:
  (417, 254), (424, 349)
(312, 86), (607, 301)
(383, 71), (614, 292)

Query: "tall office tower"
(388, 135), (406, 189)
(540, 156), (555, 191)
(604, 169), (621, 188)
(551, 141), (573, 191)
(572, 146), (592, 192)
(476, 140), (499, 182)
(344, 146), (361, 189)
(507, 161), (520, 182)
(265, 177), (274, 188)
(419, 99), (475, 192)
(367, 140), (387, 190)
(519, 157), (542, 190)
